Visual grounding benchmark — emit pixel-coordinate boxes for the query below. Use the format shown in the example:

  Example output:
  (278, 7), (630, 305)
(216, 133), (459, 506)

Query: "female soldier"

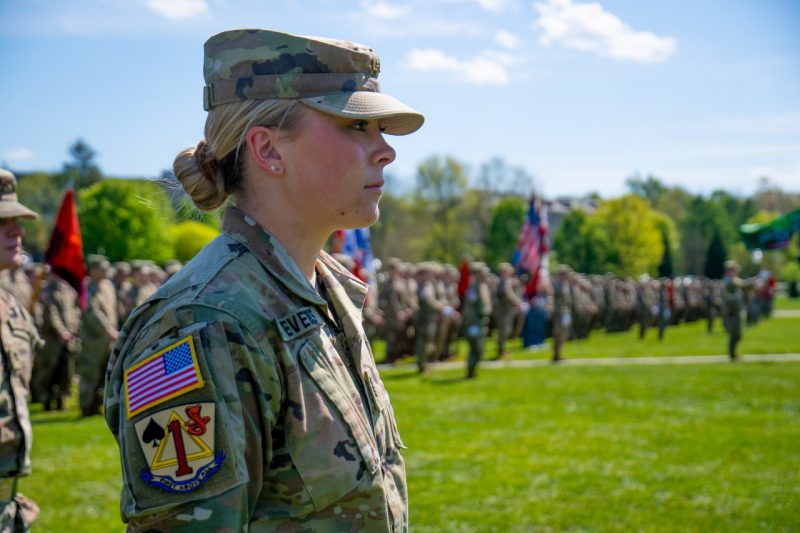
(104, 29), (423, 531)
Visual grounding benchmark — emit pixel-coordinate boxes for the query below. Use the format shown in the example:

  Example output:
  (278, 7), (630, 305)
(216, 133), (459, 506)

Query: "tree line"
(10, 140), (800, 283)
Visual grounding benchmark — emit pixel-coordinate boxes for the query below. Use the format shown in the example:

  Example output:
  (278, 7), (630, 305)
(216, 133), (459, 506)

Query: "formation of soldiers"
(0, 256), (183, 417)
(2, 251), (779, 403)
(363, 258), (778, 371)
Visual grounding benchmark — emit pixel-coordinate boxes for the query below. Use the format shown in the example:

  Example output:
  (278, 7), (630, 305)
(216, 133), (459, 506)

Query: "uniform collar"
(222, 206), (369, 312)
(223, 206), (324, 306)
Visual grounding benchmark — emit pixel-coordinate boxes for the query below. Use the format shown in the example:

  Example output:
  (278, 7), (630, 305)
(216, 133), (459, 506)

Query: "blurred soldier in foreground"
(463, 263), (492, 379)
(77, 255), (118, 417)
(722, 260), (744, 361)
(0, 169), (42, 530)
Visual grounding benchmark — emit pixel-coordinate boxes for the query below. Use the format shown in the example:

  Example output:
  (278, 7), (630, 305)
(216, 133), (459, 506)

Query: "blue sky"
(1, 0), (798, 198)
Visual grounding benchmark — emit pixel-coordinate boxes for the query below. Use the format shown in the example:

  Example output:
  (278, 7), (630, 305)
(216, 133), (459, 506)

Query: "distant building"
(545, 197), (598, 237)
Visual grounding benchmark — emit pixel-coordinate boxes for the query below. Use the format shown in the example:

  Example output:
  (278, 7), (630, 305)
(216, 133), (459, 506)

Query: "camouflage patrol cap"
(87, 254), (111, 269)
(0, 169), (38, 219)
(203, 29), (424, 135)
(724, 260), (741, 271)
(114, 261), (131, 276)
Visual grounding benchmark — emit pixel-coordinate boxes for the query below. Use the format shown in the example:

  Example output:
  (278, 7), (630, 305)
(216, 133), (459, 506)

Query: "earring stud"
(270, 164), (280, 172)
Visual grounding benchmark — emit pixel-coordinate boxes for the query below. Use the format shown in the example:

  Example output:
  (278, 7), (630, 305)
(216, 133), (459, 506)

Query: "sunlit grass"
(21, 300), (800, 531)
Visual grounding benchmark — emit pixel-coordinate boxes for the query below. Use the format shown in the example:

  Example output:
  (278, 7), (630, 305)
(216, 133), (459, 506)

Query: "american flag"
(125, 337), (203, 418)
(335, 228), (375, 284)
(512, 195), (549, 296)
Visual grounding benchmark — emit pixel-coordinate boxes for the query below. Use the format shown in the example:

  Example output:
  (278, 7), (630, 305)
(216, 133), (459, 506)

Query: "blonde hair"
(173, 99), (303, 211)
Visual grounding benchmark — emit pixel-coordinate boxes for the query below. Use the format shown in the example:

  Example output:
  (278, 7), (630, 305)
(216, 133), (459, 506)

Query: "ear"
(245, 126), (283, 175)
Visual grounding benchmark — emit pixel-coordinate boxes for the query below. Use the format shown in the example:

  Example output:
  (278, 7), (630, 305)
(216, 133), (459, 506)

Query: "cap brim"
(0, 202), (39, 219)
(301, 91), (424, 136)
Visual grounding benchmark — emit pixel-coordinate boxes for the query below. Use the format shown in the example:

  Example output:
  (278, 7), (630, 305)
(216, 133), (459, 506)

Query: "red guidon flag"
(44, 189), (87, 309)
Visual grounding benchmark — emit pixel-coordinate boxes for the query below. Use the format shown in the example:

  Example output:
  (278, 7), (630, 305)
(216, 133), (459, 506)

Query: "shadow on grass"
(429, 376), (468, 386)
(30, 411), (83, 425)
(380, 370), (421, 381)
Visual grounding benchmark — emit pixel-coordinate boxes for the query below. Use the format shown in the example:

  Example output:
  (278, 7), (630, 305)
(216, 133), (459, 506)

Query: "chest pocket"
(4, 319), (36, 384)
(286, 337), (381, 511)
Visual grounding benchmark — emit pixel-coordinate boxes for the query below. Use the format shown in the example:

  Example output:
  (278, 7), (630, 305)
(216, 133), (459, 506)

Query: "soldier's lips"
(364, 180), (384, 192)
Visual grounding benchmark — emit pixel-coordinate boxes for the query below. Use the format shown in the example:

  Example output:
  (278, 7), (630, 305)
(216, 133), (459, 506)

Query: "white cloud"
(533, 0), (676, 63)
(496, 29), (522, 49)
(407, 48), (510, 85)
(146, 0), (208, 20)
(1, 148), (35, 162)
(362, 0), (412, 20)
(476, 0), (512, 11)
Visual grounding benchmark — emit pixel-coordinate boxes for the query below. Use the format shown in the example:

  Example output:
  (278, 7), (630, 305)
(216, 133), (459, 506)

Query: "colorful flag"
(43, 189), (87, 309)
(513, 195), (549, 274)
(457, 257), (470, 301)
(335, 228), (375, 284)
(125, 336), (204, 419)
(739, 209), (800, 250)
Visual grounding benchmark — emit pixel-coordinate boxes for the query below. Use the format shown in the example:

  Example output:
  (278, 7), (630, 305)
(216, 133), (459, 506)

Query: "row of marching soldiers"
(0, 256), (182, 417)
(351, 257), (777, 372)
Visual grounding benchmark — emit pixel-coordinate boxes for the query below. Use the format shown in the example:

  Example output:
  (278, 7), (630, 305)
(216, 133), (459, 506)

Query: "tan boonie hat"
(203, 29), (424, 135)
(0, 169), (38, 219)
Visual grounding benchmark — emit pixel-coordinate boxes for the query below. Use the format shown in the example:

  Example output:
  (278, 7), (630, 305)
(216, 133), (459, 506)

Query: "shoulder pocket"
(118, 323), (249, 517)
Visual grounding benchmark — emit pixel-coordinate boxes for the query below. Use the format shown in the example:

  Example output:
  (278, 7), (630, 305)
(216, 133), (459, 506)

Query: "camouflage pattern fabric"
(722, 276), (744, 360)
(204, 29), (381, 108)
(494, 274), (522, 357)
(31, 276), (81, 410)
(461, 277), (492, 379)
(105, 206), (407, 531)
(78, 277), (118, 415)
(0, 287), (42, 531)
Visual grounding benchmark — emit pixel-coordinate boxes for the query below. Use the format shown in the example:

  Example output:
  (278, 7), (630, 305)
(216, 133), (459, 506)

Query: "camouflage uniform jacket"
(82, 278), (118, 339)
(104, 206), (408, 531)
(39, 277), (81, 356)
(0, 288), (41, 478)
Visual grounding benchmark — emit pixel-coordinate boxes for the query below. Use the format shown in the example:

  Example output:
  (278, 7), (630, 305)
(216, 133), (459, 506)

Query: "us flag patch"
(125, 336), (204, 419)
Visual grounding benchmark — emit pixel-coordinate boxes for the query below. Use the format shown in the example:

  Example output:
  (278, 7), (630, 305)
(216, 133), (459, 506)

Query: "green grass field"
(375, 296), (800, 364)
(21, 297), (800, 531)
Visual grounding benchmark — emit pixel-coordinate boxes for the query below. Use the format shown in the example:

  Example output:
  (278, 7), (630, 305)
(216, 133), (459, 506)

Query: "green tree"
(679, 196), (731, 275)
(593, 195), (664, 277)
(171, 221), (220, 263)
(653, 212), (680, 278)
(413, 156), (469, 264)
(626, 173), (667, 207)
(370, 191), (428, 262)
(552, 208), (613, 274)
(63, 139), (102, 189)
(703, 230), (726, 279)
(485, 196), (526, 269)
(78, 180), (174, 263)
(16, 171), (69, 259)
(657, 229), (674, 278)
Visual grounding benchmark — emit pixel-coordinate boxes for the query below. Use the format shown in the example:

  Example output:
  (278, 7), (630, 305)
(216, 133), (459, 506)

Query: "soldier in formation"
(462, 263), (493, 378)
(0, 169), (42, 530)
(32, 268), (81, 411)
(722, 260), (745, 361)
(77, 254), (118, 417)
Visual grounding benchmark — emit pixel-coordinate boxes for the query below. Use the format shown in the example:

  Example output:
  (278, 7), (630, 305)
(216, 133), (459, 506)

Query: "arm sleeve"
(105, 309), (282, 531)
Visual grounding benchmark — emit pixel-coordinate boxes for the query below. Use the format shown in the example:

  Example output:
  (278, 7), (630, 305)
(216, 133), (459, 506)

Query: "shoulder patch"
(134, 402), (225, 493)
(125, 336), (205, 419)
(276, 306), (323, 341)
